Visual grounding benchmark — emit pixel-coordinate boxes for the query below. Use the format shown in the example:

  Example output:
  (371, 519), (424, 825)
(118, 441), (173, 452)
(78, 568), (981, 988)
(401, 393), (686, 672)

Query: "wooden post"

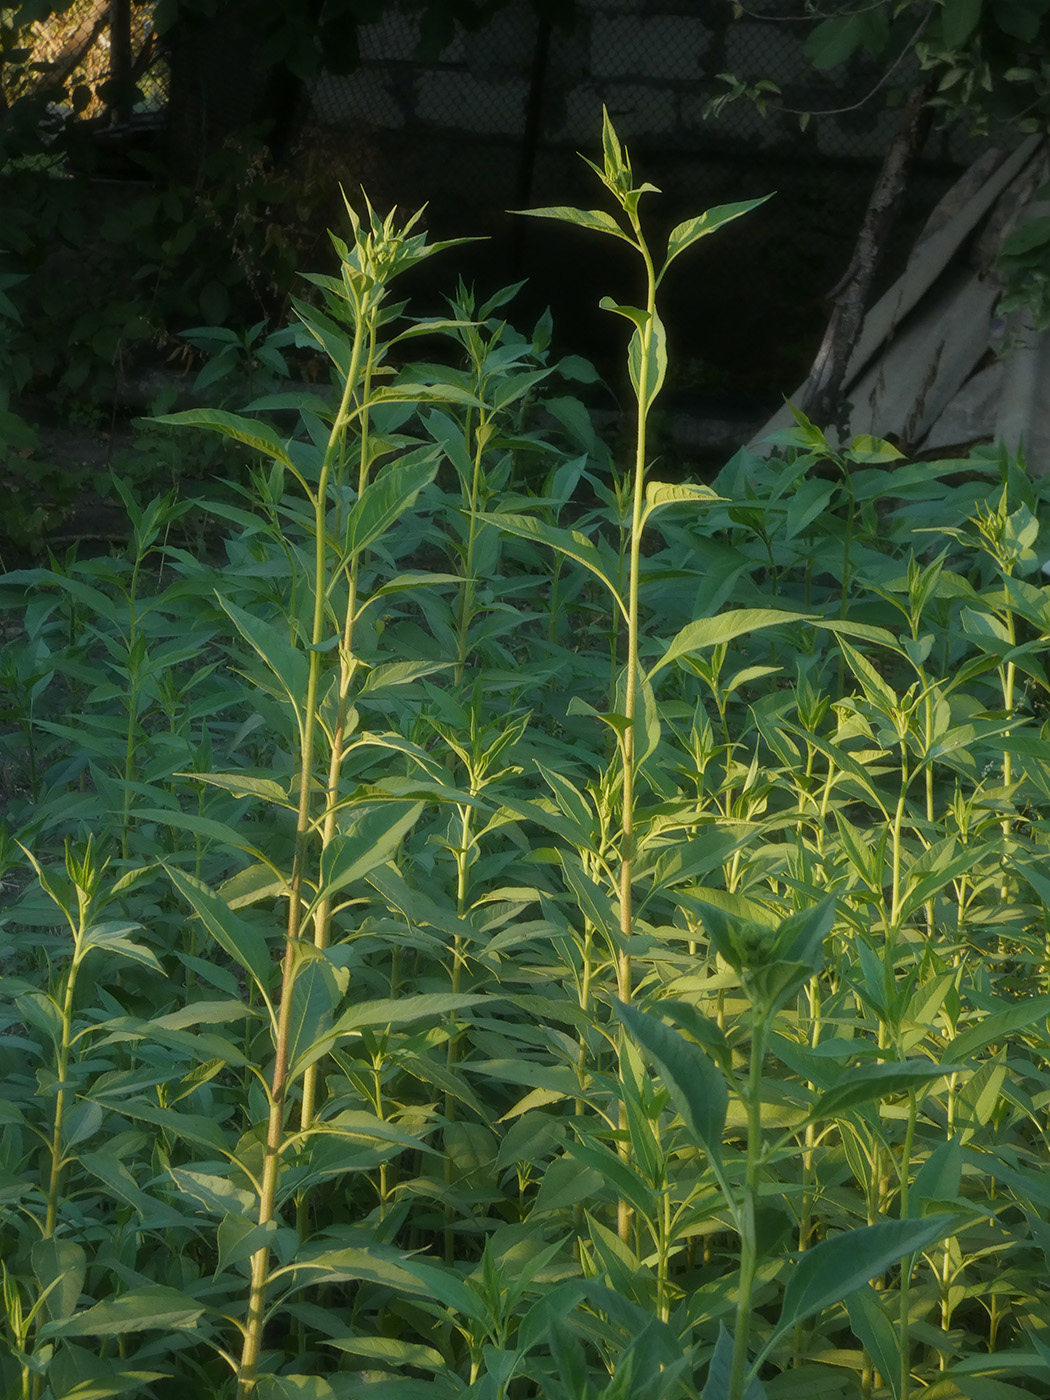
(109, 0), (133, 123)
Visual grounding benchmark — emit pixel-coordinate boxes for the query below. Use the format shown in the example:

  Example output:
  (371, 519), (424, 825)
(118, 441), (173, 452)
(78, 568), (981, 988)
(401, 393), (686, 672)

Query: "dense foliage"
(4, 115), (1050, 1400)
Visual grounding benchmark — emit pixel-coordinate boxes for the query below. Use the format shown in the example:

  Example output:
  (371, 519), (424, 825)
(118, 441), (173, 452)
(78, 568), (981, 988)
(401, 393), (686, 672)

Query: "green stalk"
(615, 219), (656, 1243)
(999, 614), (1017, 904)
(888, 742), (910, 934)
(898, 1090), (919, 1400)
(299, 317), (377, 1133)
(456, 410), (492, 681)
(656, 1158), (672, 1324)
(729, 1007), (768, 1400)
(236, 310), (367, 1400)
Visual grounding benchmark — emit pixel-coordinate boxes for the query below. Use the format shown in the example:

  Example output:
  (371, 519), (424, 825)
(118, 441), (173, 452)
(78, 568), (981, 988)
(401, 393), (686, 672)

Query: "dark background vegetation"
(1, 0), (1048, 557)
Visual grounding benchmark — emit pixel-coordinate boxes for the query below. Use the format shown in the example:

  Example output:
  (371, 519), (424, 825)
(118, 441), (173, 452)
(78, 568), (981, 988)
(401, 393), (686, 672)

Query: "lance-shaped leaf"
(218, 596), (308, 714)
(642, 481), (724, 526)
(759, 1215), (959, 1362)
(80, 922), (162, 973)
(306, 992), (485, 1062)
(598, 297), (649, 331)
(286, 947), (348, 1080)
(163, 864), (273, 1004)
(807, 1059), (960, 1126)
(311, 801), (424, 912)
(660, 195), (773, 281)
(32, 1238), (87, 1324)
(475, 511), (628, 622)
(510, 205), (635, 243)
(941, 988), (1050, 1064)
(702, 1323), (768, 1400)
(345, 450), (438, 557)
(147, 408), (295, 468)
(135, 807), (275, 866)
(627, 307), (666, 412)
(910, 1138), (963, 1218)
(178, 771), (294, 808)
(39, 1285), (207, 1338)
(650, 608), (813, 679)
(615, 999), (729, 1183)
(846, 1285), (902, 1400)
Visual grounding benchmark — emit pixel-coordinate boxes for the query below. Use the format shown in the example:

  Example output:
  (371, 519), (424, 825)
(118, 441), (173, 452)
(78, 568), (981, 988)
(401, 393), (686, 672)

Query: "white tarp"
(752, 134), (1050, 472)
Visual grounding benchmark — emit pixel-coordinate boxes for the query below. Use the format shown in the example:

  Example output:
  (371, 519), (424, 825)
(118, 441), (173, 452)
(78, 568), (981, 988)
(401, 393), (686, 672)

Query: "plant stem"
(730, 1005), (768, 1400)
(237, 312), (366, 1399)
(615, 224), (656, 1242)
(300, 319), (375, 1132)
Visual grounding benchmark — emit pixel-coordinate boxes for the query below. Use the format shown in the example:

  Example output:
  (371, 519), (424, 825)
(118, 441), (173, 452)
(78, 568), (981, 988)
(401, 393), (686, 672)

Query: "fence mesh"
(1, 0), (169, 123)
(305, 1), (981, 392)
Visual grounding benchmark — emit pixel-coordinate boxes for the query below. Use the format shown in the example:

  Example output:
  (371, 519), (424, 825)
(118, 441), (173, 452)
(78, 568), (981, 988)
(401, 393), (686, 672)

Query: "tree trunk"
(801, 79), (934, 431)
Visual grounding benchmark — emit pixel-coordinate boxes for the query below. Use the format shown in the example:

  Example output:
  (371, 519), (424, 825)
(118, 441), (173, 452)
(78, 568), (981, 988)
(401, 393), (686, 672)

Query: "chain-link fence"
(1, 0), (168, 126)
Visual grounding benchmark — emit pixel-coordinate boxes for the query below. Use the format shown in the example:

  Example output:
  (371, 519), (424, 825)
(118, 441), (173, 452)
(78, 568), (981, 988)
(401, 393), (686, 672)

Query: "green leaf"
(804, 12), (866, 69)
(703, 1323), (767, 1400)
(286, 948), (348, 1079)
(569, 1139), (656, 1219)
(358, 660), (452, 694)
(308, 993), (485, 1061)
(273, 1243), (476, 1317)
(217, 1214), (279, 1274)
(808, 1060), (958, 1125)
(256, 1376), (337, 1400)
(650, 608), (812, 679)
(321, 1334), (450, 1374)
(598, 297), (650, 331)
(662, 196), (772, 277)
(615, 999), (728, 1180)
(644, 480), (723, 516)
(94, 1098), (229, 1152)
(134, 807), (273, 863)
(219, 596), (308, 711)
(993, 0), (1041, 41)
(32, 1238), (86, 1323)
(1001, 215), (1050, 260)
(168, 1167), (255, 1217)
(765, 1216), (958, 1354)
(942, 991), (1050, 1064)
(163, 864), (273, 1002)
(313, 802), (424, 910)
(627, 307), (666, 412)
(846, 1285), (902, 1400)
(147, 408), (294, 467)
(40, 1285), (206, 1338)
(849, 434), (905, 461)
(80, 921), (162, 973)
(838, 636), (898, 712)
(60, 1374), (169, 1400)
(345, 450), (438, 556)
(512, 205), (634, 243)
(476, 510), (628, 622)
(942, 0), (982, 45)
(179, 771), (294, 807)
(80, 1150), (190, 1229)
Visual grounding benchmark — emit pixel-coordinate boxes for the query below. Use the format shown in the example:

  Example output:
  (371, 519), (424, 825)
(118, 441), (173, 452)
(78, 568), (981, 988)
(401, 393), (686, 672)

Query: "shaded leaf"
(40, 1285), (206, 1338)
(615, 999), (728, 1178)
(767, 1215), (958, 1352)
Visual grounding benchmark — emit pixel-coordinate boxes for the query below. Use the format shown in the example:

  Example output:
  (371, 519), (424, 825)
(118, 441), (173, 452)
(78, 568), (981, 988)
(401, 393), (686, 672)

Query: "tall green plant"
(152, 195), (485, 1397)
(507, 109), (766, 1007)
